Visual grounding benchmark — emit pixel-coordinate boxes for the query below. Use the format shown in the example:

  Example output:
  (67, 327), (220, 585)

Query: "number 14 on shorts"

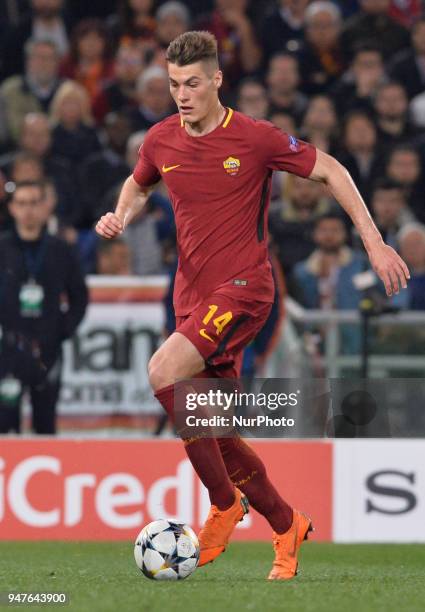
(199, 304), (233, 343)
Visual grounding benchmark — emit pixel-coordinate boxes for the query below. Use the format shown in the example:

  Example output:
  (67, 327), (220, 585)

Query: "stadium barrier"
(56, 276), (425, 427)
(1, 438), (424, 542)
(282, 298), (425, 378)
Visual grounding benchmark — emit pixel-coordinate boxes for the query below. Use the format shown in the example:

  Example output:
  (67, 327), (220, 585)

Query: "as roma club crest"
(223, 156), (241, 176)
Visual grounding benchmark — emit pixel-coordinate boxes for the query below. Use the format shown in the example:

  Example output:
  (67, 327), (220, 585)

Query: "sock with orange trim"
(217, 436), (293, 533)
(154, 382), (235, 511)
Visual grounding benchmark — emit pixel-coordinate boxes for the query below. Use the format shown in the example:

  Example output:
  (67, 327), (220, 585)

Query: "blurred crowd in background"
(1, 0), (425, 313)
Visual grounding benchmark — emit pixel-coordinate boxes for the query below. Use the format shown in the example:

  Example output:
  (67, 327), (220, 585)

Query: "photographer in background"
(0, 180), (88, 434)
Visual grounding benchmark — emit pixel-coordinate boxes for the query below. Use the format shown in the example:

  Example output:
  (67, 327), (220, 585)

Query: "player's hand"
(368, 241), (410, 296)
(95, 212), (124, 239)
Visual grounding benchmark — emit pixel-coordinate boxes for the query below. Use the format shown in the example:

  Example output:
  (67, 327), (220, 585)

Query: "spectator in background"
(1, 0), (69, 79)
(0, 0), (30, 31)
(332, 45), (386, 116)
(0, 169), (10, 230)
(410, 89), (425, 129)
(123, 192), (175, 275)
(0, 112), (76, 224)
(294, 212), (365, 309)
(389, 0), (421, 29)
(92, 42), (145, 124)
(336, 111), (385, 203)
(266, 53), (308, 124)
(155, 2), (191, 51)
(269, 112), (297, 137)
(101, 129), (175, 277)
(70, 0), (117, 23)
(49, 80), (101, 167)
(0, 39), (64, 146)
(59, 19), (114, 103)
(125, 66), (173, 132)
(298, 1), (345, 95)
(78, 112), (132, 228)
(125, 129), (146, 168)
(43, 177), (60, 234)
(334, 1), (359, 18)
(373, 81), (417, 147)
(0, 96), (9, 151)
(389, 17), (425, 100)
(397, 223), (425, 310)
(236, 78), (269, 120)
(96, 238), (132, 275)
(293, 212), (365, 353)
(386, 146), (425, 223)
(300, 94), (339, 153)
(10, 152), (45, 183)
(340, 0), (410, 63)
(0, 180), (87, 433)
(260, 0), (310, 64)
(197, 0), (262, 92)
(268, 111), (298, 204)
(107, 0), (157, 54)
(269, 174), (332, 286)
(371, 178), (416, 248)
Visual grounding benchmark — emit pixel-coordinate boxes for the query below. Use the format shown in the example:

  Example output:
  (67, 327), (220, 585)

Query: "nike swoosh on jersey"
(199, 329), (215, 343)
(162, 164), (181, 173)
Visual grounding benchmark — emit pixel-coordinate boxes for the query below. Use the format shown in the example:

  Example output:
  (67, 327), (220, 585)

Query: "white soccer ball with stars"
(134, 520), (200, 581)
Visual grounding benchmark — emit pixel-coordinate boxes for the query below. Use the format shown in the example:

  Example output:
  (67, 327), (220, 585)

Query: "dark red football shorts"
(175, 293), (272, 378)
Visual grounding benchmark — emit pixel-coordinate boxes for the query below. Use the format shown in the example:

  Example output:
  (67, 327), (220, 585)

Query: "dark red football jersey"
(133, 108), (316, 316)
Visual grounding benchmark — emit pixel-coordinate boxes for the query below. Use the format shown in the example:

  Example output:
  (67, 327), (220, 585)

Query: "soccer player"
(96, 31), (409, 580)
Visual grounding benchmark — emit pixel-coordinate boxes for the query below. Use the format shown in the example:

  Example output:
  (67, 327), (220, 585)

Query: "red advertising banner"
(0, 440), (332, 541)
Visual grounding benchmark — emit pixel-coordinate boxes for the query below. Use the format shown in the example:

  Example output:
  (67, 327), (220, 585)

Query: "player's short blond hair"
(166, 31), (218, 68)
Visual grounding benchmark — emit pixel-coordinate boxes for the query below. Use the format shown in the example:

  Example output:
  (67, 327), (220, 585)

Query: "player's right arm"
(95, 128), (161, 239)
(95, 176), (151, 239)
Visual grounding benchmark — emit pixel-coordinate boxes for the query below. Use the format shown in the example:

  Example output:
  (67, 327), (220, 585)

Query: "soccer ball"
(134, 520), (200, 581)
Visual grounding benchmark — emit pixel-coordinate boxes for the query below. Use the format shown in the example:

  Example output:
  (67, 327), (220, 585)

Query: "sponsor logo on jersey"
(223, 156), (241, 176)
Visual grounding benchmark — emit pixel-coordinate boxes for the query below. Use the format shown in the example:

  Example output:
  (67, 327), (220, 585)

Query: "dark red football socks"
(154, 382), (235, 510)
(217, 436), (293, 534)
(154, 381), (293, 530)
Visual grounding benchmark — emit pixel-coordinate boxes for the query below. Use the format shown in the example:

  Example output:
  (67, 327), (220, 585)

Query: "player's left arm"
(308, 149), (410, 296)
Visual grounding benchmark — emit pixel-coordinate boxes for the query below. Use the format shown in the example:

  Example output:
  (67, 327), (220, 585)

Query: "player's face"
(168, 61), (222, 124)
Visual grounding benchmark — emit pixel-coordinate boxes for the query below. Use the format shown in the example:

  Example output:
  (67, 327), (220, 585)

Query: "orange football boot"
(198, 488), (249, 567)
(268, 509), (314, 580)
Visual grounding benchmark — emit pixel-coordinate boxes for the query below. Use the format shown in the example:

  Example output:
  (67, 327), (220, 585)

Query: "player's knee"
(148, 352), (175, 392)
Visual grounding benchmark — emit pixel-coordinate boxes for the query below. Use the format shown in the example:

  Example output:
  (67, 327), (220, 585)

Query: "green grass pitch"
(1, 542), (424, 612)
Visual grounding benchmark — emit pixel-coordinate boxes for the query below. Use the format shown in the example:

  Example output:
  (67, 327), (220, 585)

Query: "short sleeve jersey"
(133, 109), (316, 316)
